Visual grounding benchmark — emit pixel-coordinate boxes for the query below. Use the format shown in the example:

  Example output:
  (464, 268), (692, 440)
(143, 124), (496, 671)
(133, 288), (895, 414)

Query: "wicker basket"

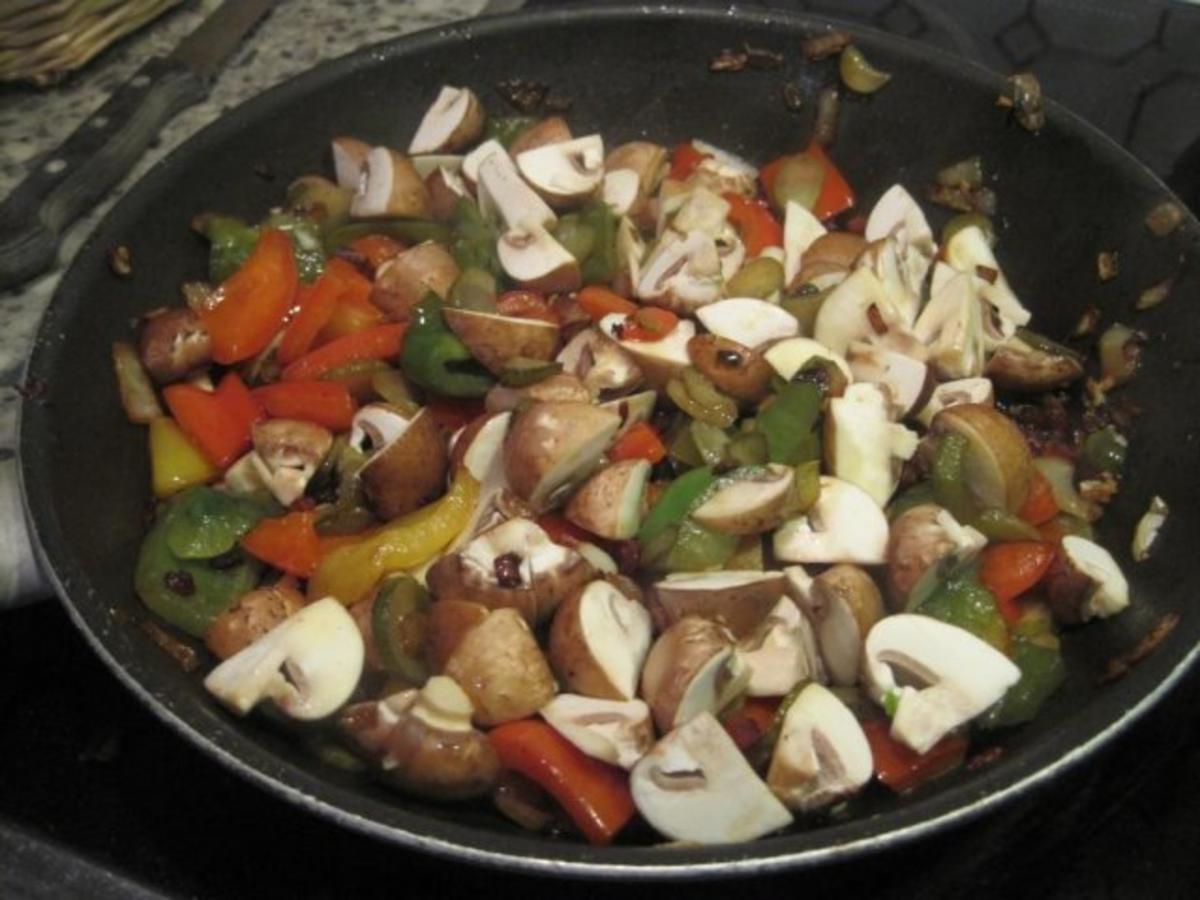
(0, 0), (181, 86)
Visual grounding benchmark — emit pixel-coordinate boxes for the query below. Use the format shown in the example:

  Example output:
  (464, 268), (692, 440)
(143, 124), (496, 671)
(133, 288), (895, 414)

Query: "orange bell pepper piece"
(241, 510), (320, 578)
(202, 229), (298, 364)
(281, 323), (406, 382)
(213, 372), (264, 438)
(162, 373), (262, 469)
(488, 719), (636, 846)
(577, 285), (637, 321)
(862, 719), (968, 793)
(279, 259), (370, 364)
(724, 192), (783, 256)
(608, 422), (667, 465)
(978, 541), (1057, 625)
(252, 381), (357, 431)
(1018, 465), (1059, 525)
(348, 234), (405, 271)
(316, 291), (386, 344)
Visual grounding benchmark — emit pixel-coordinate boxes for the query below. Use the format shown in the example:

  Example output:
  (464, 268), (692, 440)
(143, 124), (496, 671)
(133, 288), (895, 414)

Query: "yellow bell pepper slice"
(150, 417), (218, 498)
(309, 470), (479, 606)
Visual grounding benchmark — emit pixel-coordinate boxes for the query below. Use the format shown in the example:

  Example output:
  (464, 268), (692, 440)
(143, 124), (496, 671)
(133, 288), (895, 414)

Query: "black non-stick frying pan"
(18, 4), (1200, 878)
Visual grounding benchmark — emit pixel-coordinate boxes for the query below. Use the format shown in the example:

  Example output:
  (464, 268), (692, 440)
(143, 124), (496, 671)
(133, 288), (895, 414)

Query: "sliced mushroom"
(516, 135), (605, 208)
(649, 570), (788, 638)
(485, 372), (592, 413)
(442, 307), (559, 375)
(685, 334), (774, 403)
(508, 115), (573, 157)
(603, 168), (641, 216)
(250, 419), (334, 507)
(204, 579), (305, 661)
(548, 579), (653, 701)
(556, 327), (643, 398)
(138, 308), (212, 383)
(808, 564), (885, 686)
(565, 459), (651, 540)
(425, 599), (490, 673)
(943, 224), (1031, 330)
(845, 342), (932, 420)
(339, 675), (500, 801)
(635, 231), (723, 314)
(604, 141), (668, 218)
(331, 135), (370, 190)
(540, 694), (654, 770)
(865, 184), (935, 248)
(504, 401), (622, 510)
(813, 267), (906, 357)
(477, 149), (557, 231)
(352, 405), (448, 520)
(371, 241), (460, 322)
(1048, 536), (1130, 623)
(426, 517), (594, 625)
(783, 201), (828, 286)
(640, 616), (748, 732)
(350, 147), (431, 219)
(408, 86), (485, 155)
(931, 403), (1032, 513)
(442, 607), (558, 726)
(864, 614), (1021, 753)
(984, 331), (1085, 393)
(737, 596), (825, 697)
(689, 140), (759, 197)
(885, 504), (986, 610)
(914, 377), (994, 428)
(425, 165), (469, 222)
(598, 390), (658, 439)
(912, 271), (986, 379)
(598, 313), (697, 390)
(410, 154), (465, 179)
(766, 683), (873, 812)
(695, 298), (800, 348)
(763, 335), (854, 384)
(204, 597), (364, 721)
(461, 138), (505, 187)
(691, 464), (796, 535)
(824, 383), (919, 508)
(630, 712), (793, 844)
(497, 222), (581, 293)
(774, 476), (890, 565)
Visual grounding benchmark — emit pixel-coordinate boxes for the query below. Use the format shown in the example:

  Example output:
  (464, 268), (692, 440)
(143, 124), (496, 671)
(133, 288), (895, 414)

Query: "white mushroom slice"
(864, 614), (1021, 754)
(764, 336), (853, 383)
(808, 565), (885, 687)
(331, 136), (370, 190)
(614, 215), (647, 296)
(865, 184), (934, 248)
(1061, 536), (1130, 620)
(783, 201), (827, 286)
(603, 168), (641, 216)
(549, 579), (652, 700)
(774, 476), (890, 565)
(599, 390), (657, 438)
(599, 313), (697, 389)
(855, 235), (924, 328)
(349, 403), (411, 453)
(943, 224), (1031, 330)
(504, 401), (622, 511)
(886, 504), (987, 608)
(461, 138), (505, 186)
(913, 271), (986, 379)
(631, 712), (793, 844)
(825, 383), (919, 508)
(717, 234), (747, 283)
(813, 267), (905, 357)
(541, 695), (654, 769)
(635, 231), (724, 313)
(565, 459), (651, 540)
(204, 597), (364, 721)
(690, 140), (759, 197)
(670, 186), (731, 239)
(556, 327), (643, 398)
(640, 617), (747, 731)
(516, 135), (605, 207)
(574, 541), (618, 575)
(766, 683), (873, 812)
(1132, 496), (1169, 563)
(915, 377), (995, 428)
(477, 150), (557, 231)
(222, 451), (270, 497)
(497, 222), (580, 293)
(410, 154), (465, 179)
(738, 597), (825, 696)
(652, 570), (788, 639)
(250, 419), (333, 507)
(845, 342), (931, 420)
(695, 298), (799, 349)
(408, 86), (484, 155)
(691, 464), (796, 535)
(691, 139), (757, 178)
(350, 147), (430, 219)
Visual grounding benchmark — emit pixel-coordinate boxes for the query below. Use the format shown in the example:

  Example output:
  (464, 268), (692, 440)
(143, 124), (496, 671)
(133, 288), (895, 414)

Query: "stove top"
(4, 1), (1199, 897)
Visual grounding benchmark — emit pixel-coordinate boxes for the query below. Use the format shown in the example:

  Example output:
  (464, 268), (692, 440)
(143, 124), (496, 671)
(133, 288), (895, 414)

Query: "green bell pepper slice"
(449, 198), (501, 276)
(163, 487), (275, 560)
(659, 519), (738, 572)
(978, 634), (1065, 729)
(931, 432), (976, 523)
(372, 574), (432, 685)
(400, 295), (495, 398)
(756, 381), (822, 465)
(578, 201), (619, 284)
(914, 570), (1008, 652)
(1082, 425), (1127, 475)
(638, 466), (716, 546)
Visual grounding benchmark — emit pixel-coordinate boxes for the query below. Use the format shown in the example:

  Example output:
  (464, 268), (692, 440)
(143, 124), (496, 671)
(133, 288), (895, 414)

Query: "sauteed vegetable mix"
(114, 76), (1154, 846)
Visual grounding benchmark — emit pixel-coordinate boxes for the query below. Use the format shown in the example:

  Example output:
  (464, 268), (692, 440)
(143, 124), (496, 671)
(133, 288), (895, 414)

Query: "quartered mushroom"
(793, 231), (867, 289)
(548, 579), (653, 701)
(442, 306), (559, 375)
(410, 154), (465, 179)
(885, 504), (987, 609)
(508, 115), (574, 156)
(339, 675), (500, 801)
(350, 147), (431, 219)
(331, 135), (370, 190)
(813, 267), (908, 357)
(613, 214), (649, 296)
(737, 595), (825, 697)
(516, 134), (606, 208)
(556, 327), (644, 398)
(689, 139), (759, 197)
(774, 476), (890, 565)
(931, 403), (1033, 513)
(485, 372), (592, 413)
(503, 400), (622, 510)
(605, 141), (668, 224)
(855, 236), (924, 327)
(863, 184), (936, 295)
(635, 230), (724, 313)
(640, 616), (748, 732)
(249, 418), (334, 507)
(350, 404), (448, 520)
(461, 137), (505, 186)
(204, 597), (364, 721)
(598, 389), (658, 439)
(914, 377), (994, 428)
(476, 149), (557, 231)
(863, 614), (1021, 754)
(441, 607), (558, 726)
(630, 711), (793, 844)
(598, 312), (697, 390)
(496, 221), (582, 293)
(426, 517), (595, 625)
(371, 242), (460, 321)
(984, 330), (1086, 392)
(695, 298), (799, 348)
(691, 464), (796, 535)
(807, 564), (885, 686)
(603, 168), (641, 216)
(407, 85), (485, 155)
(138, 307), (212, 383)
(824, 383), (920, 508)
(913, 271), (986, 379)
(1044, 535), (1130, 623)
(564, 458), (651, 540)
(540, 694), (654, 769)
(205, 578), (305, 661)
(649, 570), (788, 638)
(783, 200), (827, 286)
(845, 341), (931, 420)
(766, 683), (873, 812)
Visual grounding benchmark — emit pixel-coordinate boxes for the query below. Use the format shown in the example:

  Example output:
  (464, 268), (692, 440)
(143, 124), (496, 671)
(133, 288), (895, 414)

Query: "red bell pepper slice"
(213, 372), (264, 438)
(488, 719), (636, 846)
(278, 259), (371, 365)
(252, 381), (358, 431)
(978, 541), (1057, 625)
(162, 373), (262, 470)
(862, 719), (968, 793)
(281, 323), (407, 382)
(608, 422), (667, 465)
(723, 192), (784, 256)
(241, 510), (320, 578)
(348, 234), (406, 271)
(668, 141), (710, 181)
(496, 290), (560, 325)
(202, 229), (298, 364)
(577, 285), (637, 321)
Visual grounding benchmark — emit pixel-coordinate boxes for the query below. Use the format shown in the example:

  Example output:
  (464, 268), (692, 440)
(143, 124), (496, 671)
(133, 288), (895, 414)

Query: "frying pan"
(18, 4), (1200, 878)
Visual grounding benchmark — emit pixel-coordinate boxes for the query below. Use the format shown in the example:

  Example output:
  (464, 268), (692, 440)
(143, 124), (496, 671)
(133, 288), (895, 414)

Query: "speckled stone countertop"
(0, 0), (487, 454)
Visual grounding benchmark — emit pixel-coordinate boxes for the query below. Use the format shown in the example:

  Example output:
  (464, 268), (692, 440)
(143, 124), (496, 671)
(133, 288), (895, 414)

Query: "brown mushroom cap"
(931, 403), (1033, 513)
(639, 616), (742, 732)
(508, 116), (574, 157)
(484, 373), (592, 414)
(686, 334), (773, 403)
(138, 307), (212, 384)
(564, 459), (651, 540)
(442, 308), (560, 376)
(371, 242), (460, 322)
(360, 407), (449, 520)
(204, 579), (305, 660)
(548, 579), (653, 701)
(425, 599), (490, 673)
(648, 571), (788, 638)
(885, 503), (974, 609)
(504, 401), (622, 510)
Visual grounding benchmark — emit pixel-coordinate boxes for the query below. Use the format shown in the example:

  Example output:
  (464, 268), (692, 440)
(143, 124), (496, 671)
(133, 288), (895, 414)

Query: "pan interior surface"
(19, 4), (1200, 877)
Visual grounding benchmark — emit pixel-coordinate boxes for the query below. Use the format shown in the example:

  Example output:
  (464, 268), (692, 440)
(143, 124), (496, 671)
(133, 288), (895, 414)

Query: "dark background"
(4, 0), (1200, 897)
